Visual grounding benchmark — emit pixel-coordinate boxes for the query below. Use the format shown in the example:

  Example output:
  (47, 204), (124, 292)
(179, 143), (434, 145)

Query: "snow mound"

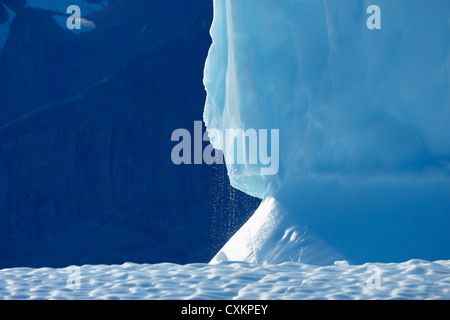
(0, 260), (449, 300)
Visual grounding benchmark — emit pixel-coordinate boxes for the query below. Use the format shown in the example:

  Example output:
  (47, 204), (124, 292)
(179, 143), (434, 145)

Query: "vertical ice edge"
(204, 0), (450, 265)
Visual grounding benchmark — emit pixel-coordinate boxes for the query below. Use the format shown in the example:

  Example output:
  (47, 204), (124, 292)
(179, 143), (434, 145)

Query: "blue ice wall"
(205, 0), (450, 264)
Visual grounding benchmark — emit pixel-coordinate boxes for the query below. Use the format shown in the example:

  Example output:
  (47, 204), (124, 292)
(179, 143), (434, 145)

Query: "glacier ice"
(210, 197), (346, 265)
(204, 0), (450, 265)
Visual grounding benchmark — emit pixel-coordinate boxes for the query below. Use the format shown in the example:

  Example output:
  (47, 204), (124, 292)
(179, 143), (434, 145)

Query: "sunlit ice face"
(204, 0), (450, 199)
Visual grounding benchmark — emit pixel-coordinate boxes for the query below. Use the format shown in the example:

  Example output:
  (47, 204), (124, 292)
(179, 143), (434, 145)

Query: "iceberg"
(204, 0), (450, 265)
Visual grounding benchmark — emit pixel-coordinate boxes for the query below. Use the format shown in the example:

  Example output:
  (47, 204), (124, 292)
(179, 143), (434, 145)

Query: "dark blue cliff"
(0, 0), (260, 268)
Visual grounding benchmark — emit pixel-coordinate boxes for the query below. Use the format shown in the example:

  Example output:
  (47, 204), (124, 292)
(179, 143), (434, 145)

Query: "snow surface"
(0, 260), (449, 300)
(204, 0), (450, 265)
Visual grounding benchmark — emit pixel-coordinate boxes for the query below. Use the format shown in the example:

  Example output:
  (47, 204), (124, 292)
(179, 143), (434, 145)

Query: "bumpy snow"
(0, 260), (449, 300)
